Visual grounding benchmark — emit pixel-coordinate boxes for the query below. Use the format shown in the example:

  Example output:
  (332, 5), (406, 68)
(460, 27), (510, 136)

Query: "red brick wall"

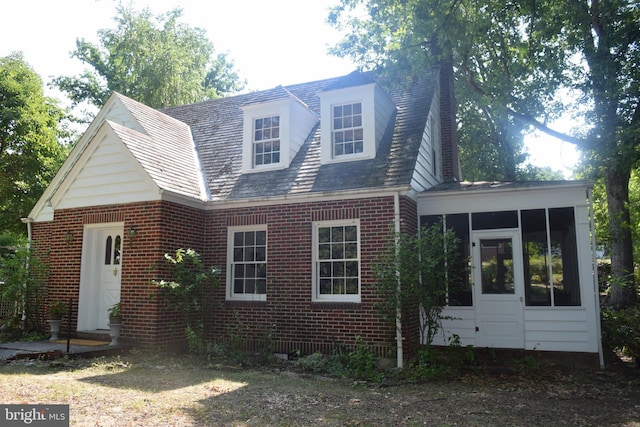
(399, 196), (420, 358)
(203, 195), (418, 358)
(32, 195), (420, 360)
(439, 62), (461, 181)
(31, 200), (204, 350)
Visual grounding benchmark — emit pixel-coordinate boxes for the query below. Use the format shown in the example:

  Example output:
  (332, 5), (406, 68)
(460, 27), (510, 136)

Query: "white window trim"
(226, 225), (268, 301)
(240, 101), (289, 173)
(312, 219), (361, 303)
(319, 85), (376, 165)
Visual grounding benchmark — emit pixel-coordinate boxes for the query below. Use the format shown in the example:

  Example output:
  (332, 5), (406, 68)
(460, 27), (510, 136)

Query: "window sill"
(311, 302), (361, 310)
(225, 300), (267, 308)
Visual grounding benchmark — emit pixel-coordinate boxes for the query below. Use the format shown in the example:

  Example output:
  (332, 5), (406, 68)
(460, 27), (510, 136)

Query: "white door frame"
(77, 222), (124, 330)
(473, 229), (525, 349)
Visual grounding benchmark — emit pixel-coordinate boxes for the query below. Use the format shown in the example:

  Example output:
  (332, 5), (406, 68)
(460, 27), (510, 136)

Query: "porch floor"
(0, 338), (128, 361)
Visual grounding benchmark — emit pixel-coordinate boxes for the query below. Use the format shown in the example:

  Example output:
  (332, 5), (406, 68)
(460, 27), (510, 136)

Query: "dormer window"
(241, 92), (318, 173)
(320, 82), (395, 165)
(333, 103), (363, 157)
(254, 116), (280, 166)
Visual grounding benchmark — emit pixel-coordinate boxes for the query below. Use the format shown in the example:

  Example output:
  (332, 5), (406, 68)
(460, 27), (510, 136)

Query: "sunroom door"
(473, 230), (524, 348)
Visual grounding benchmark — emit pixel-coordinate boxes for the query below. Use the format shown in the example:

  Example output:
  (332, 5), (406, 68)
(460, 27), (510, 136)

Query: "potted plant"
(47, 301), (67, 320)
(107, 302), (122, 324)
(46, 301), (67, 341)
(107, 302), (122, 346)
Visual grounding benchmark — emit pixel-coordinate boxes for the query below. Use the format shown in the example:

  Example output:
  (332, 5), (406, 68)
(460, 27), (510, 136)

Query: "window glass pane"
(256, 264), (267, 278)
(549, 208), (580, 306)
(480, 238), (515, 294)
(234, 232), (244, 246)
(346, 278), (358, 294)
(105, 236), (112, 265)
(345, 242), (357, 259)
(331, 243), (344, 259)
(318, 244), (331, 260)
(445, 214), (472, 306)
(113, 235), (121, 265)
(318, 227), (331, 243)
(234, 279), (244, 293)
(245, 279), (255, 294)
(472, 211), (518, 230)
(234, 264), (244, 278)
(331, 226), (344, 242)
(255, 246), (266, 262)
(521, 209), (551, 306)
(320, 279), (332, 294)
(245, 232), (255, 245)
(256, 280), (267, 294)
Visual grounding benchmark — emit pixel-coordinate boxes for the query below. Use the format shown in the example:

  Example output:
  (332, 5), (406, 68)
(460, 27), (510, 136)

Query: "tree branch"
(506, 107), (585, 145)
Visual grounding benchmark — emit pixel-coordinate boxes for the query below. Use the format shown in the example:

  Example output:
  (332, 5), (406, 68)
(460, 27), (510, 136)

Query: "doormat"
(51, 339), (110, 346)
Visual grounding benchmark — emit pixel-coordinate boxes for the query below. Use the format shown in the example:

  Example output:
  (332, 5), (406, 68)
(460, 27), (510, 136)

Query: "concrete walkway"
(0, 339), (126, 361)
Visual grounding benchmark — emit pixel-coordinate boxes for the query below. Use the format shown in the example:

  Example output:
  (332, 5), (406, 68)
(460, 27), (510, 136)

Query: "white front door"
(473, 230), (524, 348)
(78, 223), (123, 330)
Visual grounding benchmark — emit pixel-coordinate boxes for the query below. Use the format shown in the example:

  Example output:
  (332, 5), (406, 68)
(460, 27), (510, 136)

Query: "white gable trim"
(29, 94), (164, 222)
(30, 93), (139, 221)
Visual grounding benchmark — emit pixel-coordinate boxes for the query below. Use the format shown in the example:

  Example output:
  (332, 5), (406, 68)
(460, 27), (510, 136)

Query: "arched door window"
(104, 235), (122, 265)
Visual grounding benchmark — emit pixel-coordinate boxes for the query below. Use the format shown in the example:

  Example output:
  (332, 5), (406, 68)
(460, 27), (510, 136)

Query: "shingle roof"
(113, 93), (208, 200)
(157, 69), (438, 202)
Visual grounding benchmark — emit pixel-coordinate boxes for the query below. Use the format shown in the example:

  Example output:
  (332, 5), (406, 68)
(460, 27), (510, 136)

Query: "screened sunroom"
(417, 181), (602, 365)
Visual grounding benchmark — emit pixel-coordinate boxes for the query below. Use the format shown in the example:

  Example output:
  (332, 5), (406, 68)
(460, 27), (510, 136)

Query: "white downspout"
(20, 217), (33, 328)
(394, 192), (403, 369)
(587, 188), (605, 369)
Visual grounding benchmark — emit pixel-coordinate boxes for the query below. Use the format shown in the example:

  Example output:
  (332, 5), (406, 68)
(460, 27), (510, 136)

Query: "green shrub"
(602, 305), (640, 364)
(345, 336), (379, 381)
(291, 352), (346, 376)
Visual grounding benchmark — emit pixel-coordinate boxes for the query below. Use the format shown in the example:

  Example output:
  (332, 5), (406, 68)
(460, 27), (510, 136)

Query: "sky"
(1, 0), (579, 177)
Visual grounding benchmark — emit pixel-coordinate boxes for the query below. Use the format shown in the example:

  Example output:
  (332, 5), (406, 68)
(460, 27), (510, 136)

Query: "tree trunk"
(604, 165), (638, 308)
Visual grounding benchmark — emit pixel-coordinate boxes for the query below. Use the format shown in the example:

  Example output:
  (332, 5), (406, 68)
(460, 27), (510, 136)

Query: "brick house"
(27, 65), (602, 366)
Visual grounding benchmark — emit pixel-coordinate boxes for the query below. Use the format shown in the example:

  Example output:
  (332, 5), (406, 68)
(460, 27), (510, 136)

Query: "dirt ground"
(0, 351), (639, 426)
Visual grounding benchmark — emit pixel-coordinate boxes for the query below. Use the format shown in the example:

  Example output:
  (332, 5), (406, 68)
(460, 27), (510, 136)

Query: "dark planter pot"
(109, 316), (122, 324)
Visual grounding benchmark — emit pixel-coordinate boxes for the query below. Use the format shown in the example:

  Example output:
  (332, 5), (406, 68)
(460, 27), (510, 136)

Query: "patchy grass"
(1, 351), (639, 426)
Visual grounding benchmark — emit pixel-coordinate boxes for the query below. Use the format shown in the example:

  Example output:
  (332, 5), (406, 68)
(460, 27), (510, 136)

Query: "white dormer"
(319, 83), (395, 164)
(240, 96), (318, 173)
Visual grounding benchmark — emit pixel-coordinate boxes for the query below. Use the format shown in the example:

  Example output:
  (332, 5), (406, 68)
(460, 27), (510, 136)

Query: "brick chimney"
(439, 61), (461, 181)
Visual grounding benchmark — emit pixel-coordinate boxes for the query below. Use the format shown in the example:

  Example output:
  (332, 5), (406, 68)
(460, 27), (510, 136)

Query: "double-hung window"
(254, 116), (280, 167)
(312, 220), (361, 302)
(332, 103), (363, 157)
(227, 226), (267, 301)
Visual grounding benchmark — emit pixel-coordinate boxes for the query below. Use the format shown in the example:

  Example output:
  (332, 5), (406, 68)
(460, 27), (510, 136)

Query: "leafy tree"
(152, 248), (219, 354)
(54, 5), (245, 109)
(330, 0), (640, 307)
(0, 53), (68, 235)
(374, 221), (464, 349)
(0, 240), (49, 334)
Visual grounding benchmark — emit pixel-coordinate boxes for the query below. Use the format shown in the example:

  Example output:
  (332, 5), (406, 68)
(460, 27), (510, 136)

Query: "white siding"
(56, 129), (160, 209)
(411, 88), (441, 192)
(523, 309), (597, 352)
(429, 307), (476, 347)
